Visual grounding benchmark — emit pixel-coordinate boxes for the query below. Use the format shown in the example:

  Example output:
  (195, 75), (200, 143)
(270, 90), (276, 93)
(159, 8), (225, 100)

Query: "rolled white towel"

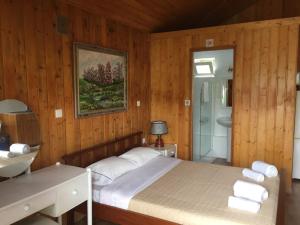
(0, 150), (15, 158)
(10, 143), (30, 154)
(228, 196), (261, 213)
(233, 180), (268, 203)
(252, 161), (278, 178)
(242, 168), (265, 182)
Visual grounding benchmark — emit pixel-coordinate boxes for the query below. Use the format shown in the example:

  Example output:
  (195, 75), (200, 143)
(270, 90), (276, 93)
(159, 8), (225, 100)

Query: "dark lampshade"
(151, 121), (168, 135)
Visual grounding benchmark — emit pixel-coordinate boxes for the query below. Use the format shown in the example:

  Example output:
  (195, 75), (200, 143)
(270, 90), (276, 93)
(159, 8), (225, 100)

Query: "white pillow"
(119, 147), (161, 167)
(87, 156), (137, 186)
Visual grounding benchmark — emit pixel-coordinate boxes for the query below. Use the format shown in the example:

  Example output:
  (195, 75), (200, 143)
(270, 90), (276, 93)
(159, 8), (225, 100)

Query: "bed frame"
(62, 131), (285, 225)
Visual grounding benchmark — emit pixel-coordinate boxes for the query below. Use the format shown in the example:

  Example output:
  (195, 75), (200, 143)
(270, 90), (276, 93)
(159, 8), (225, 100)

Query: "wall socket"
(55, 109), (63, 118)
(136, 100), (141, 107)
(184, 99), (191, 107)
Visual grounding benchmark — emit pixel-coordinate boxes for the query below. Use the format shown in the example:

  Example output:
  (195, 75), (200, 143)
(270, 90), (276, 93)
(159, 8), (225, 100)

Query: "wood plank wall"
(150, 18), (300, 189)
(0, 0), (150, 169)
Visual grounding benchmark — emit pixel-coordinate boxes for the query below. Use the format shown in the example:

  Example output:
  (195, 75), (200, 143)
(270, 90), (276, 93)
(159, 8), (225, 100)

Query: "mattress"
(129, 161), (279, 225)
(93, 157), (279, 225)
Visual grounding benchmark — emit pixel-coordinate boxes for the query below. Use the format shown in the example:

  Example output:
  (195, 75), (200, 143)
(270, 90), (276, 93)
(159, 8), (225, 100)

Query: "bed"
(62, 131), (285, 225)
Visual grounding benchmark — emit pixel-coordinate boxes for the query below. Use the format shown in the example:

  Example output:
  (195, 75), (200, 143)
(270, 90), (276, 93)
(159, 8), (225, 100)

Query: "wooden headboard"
(62, 132), (143, 167)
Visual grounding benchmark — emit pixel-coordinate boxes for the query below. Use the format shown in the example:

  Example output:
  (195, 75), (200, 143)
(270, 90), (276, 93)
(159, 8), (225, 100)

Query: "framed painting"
(73, 43), (128, 117)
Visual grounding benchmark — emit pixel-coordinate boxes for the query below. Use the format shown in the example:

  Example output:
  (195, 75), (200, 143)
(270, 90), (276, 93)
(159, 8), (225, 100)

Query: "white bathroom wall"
(207, 79), (232, 158)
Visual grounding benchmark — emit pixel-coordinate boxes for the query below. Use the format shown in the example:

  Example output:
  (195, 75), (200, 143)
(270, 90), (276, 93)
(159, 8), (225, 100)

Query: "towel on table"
(252, 161), (278, 178)
(10, 143), (30, 154)
(233, 180), (268, 203)
(0, 150), (15, 158)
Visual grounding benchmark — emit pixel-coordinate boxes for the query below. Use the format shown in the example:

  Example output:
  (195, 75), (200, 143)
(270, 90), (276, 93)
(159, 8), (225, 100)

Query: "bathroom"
(192, 48), (234, 163)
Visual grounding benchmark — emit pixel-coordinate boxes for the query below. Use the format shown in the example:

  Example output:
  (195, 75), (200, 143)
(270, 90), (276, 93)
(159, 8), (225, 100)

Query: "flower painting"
(74, 43), (127, 117)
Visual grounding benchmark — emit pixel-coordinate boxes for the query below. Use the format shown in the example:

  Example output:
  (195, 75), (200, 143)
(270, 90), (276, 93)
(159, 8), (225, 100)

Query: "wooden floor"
(76, 180), (300, 225)
(212, 158), (230, 166)
(285, 180), (300, 225)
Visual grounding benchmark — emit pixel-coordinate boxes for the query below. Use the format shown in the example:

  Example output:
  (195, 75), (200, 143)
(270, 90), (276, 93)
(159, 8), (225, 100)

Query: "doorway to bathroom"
(192, 48), (234, 164)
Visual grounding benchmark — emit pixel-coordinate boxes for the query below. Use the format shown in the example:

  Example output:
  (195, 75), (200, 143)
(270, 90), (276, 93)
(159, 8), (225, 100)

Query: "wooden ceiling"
(66, 0), (259, 32)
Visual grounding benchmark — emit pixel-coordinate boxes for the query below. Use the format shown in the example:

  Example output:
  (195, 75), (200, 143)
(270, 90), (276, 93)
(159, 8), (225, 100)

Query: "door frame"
(189, 46), (236, 164)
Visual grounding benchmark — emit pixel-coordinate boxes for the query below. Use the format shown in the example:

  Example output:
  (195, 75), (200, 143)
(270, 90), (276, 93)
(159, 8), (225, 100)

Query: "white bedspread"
(93, 156), (181, 209)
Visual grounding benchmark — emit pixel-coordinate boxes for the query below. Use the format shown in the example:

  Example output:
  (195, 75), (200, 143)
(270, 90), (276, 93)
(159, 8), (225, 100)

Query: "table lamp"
(151, 120), (168, 148)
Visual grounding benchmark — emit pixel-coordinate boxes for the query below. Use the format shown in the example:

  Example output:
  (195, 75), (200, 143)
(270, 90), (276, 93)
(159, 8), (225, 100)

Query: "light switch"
(184, 100), (191, 107)
(55, 109), (63, 118)
(136, 100), (141, 107)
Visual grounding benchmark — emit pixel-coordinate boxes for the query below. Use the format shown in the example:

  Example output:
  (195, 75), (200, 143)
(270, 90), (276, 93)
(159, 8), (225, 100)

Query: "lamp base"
(155, 135), (164, 148)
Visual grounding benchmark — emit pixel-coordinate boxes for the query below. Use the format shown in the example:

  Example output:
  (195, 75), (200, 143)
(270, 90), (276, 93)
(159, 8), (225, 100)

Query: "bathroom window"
(194, 58), (216, 77)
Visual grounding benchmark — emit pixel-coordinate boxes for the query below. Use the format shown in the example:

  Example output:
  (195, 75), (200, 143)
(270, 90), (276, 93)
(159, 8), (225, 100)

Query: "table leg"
(87, 168), (92, 225)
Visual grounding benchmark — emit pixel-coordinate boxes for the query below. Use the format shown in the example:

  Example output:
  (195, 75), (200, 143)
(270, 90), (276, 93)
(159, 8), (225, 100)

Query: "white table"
(0, 163), (92, 225)
(149, 144), (177, 158)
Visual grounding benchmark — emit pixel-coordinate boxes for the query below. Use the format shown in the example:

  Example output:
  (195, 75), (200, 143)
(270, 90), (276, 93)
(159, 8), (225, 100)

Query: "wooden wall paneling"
(239, 29), (252, 167)
(248, 29), (261, 165)
(150, 18), (300, 188)
(139, 34), (149, 136)
(265, 26), (279, 164)
(232, 28), (245, 166)
(178, 36), (192, 160)
(22, 2), (42, 169)
(283, 24), (299, 188)
(11, 1), (28, 103)
(166, 38), (176, 143)
(128, 30), (137, 135)
(0, 1), (4, 105)
(43, 0), (66, 164)
(274, 25), (289, 169)
(61, 3), (81, 155)
(0, 30), (3, 100)
(175, 37), (183, 155)
(134, 32), (142, 135)
(0, 1), (22, 101)
(149, 38), (161, 140)
(0, 0), (150, 168)
(256, 28), (270, 161)
(35, 0), (51, 168)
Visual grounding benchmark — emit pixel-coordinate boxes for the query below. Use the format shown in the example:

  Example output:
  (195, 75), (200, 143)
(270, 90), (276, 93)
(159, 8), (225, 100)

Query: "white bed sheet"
(92, 156), (181, 209)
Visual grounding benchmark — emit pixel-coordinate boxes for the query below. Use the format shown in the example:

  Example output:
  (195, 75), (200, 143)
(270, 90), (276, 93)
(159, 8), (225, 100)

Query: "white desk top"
(0, 164), (86, 209)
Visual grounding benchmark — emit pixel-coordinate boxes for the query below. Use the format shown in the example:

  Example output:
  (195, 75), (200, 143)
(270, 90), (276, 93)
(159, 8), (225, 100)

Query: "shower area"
(192, 49), (234, 163)
(193, 79), (213, 161)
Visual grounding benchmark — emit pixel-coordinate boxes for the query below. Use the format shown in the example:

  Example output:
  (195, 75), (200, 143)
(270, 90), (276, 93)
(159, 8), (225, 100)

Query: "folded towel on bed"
(0, 150), (15, 158)
(233, 180), (268, 203)
(242, 168), (265, 182)
(252, 161), (278, 178)
(10, 143), (30, 154)
(228, 196), (261, 213)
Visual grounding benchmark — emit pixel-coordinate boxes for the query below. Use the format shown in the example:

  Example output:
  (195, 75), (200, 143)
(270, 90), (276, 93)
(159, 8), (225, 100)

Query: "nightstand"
(149, 144), (177, 158)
